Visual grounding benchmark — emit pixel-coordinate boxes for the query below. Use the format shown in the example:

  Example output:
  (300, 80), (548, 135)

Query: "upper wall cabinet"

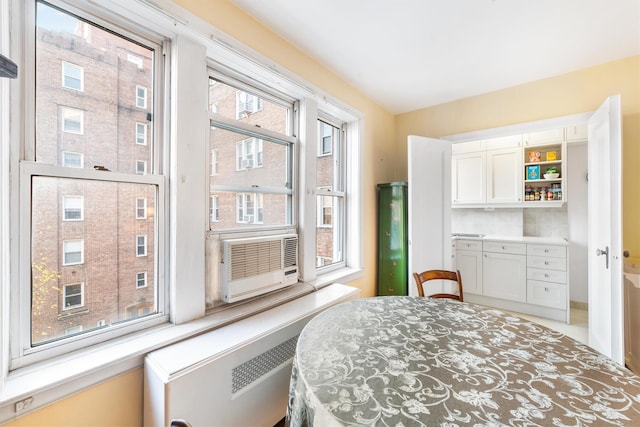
(452, 137), (522, 206)
(452, 141), (486, 205)
(452, 127), (576, 208)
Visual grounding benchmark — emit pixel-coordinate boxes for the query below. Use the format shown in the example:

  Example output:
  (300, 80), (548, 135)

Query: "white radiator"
(143, 283), (359, 427)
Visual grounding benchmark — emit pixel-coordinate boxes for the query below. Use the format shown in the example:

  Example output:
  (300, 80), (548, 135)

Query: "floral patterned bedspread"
(285, 296), (640, 426)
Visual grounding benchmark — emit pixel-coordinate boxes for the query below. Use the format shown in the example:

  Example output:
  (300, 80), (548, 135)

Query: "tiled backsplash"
(451, 205), (569, 239)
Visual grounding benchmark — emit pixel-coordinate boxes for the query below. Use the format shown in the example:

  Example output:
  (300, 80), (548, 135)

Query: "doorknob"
(596, 246), (609, 269)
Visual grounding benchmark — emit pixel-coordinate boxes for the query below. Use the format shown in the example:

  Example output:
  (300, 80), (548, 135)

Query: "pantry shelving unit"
(523, 141), (566, 207)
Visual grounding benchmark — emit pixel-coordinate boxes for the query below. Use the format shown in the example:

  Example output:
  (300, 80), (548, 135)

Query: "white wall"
(567, 142), (588, 304)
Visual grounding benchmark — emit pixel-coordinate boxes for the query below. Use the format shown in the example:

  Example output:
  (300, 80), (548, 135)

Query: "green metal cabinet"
(377, 182), (408, 296)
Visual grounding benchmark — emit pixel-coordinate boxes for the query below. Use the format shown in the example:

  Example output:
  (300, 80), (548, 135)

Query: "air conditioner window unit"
(220, 233), (298, 303)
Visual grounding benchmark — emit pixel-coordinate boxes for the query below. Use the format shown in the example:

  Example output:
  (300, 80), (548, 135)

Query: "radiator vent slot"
(231, 335), (299, 394)
(221, 233), (299, 303)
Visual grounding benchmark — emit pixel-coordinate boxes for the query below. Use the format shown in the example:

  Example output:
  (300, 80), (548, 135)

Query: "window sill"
(0, 268), (362, 424)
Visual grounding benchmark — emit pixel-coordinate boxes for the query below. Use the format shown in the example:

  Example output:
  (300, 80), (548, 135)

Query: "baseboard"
(570, 300), (588, 311)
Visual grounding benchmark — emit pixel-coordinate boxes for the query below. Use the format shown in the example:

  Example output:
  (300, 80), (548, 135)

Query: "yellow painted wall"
(2, 370), (143, 427)
(396, 55), (640, 257)
(2, 2), (394, 426)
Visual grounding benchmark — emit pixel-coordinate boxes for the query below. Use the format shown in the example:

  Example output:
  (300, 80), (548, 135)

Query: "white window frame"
(62, 151), (83, 168)
(136, 271), (147, 289)
(136, 234), (147, 257)
(61, 61), (84, 91)
(62, 239), (84, 266)
(62, 195), (83, 221)
(136, 197), (147, 219)
(136, 85), (147, 109)
(135, 122), (147, 145)
(61, 106), (83, 134)
(62, 283), (84, 310)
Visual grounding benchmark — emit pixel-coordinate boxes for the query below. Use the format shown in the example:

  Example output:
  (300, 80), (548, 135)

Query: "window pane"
(210, 126), (290, 188)
(317, 120), (339, 187)
(31, 176), (157, 346)
(36, 2), (153, 173)
(210, 191), (286, 229)
(316, 119), (344, 268)
(315, 195), (342, 267)
(208, 77), (290, 136)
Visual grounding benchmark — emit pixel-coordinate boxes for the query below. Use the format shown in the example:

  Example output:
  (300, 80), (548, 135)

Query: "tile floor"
(504, 308), (588, 345)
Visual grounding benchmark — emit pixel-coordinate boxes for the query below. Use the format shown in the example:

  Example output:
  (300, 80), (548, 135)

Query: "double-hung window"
(207, 73), (295, 307)
(315, 118), (345, 268)
(14, 0), (166, 362)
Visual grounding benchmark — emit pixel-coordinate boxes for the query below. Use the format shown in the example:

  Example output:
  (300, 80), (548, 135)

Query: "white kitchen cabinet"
(526, 243), (569, 320)
(565, 124), (588, 142)
(482, 243), (527, 303)
(452, 150), (485, 205)
(456, 237), (570, 322)
(452, 139), (522, 206)
(486, 147), (523, 203)
(524, 129), (564, 145)
(454, 239), (483, 295)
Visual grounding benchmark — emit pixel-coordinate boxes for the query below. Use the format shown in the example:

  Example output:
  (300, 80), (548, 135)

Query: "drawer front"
(483, 241), (526, 255)
(527, 280), (567, 309)
(527, 244), (566, 258)
(527, 256), (566, 271)
(527, 268), (566, 284)
(456, 239), (483, 251)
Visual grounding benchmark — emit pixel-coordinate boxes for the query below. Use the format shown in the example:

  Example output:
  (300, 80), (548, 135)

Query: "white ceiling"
(230, 0), (640, 114)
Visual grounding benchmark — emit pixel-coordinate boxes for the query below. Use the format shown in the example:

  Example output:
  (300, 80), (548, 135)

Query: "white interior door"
(588, 95), (623, 364)
(407, 136), (452, 297)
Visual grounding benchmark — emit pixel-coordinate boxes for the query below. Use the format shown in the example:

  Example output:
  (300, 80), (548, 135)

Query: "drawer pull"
(544, 273), (549, 278)
(502, 245), (505, 250)
(544, 261), (549, 265)
(544, 249), (549, 253)
(545, 287), (549, 292)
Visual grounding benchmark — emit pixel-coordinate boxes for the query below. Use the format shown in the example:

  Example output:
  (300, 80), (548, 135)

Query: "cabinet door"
(524, 129), (564, 145)
(451, 151), (486, 204)
(486, 147), (523, 203)
(482, 252), (526, 302)
(456, 250), (483, 295)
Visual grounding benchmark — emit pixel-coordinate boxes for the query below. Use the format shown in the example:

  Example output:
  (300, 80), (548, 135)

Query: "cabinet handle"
(545, 287), (549, 292)
(544, 249), (549, 253)
(544, 273), (549, 278)
(502, 246), (505, 250)
(544, 261), (549, 265)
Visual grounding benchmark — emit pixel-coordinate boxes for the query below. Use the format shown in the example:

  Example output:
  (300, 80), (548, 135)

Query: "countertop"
(452, 233), (568, 245)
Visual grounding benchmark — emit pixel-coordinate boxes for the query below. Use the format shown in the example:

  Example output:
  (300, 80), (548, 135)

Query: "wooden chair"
(412, 269), (463, 302)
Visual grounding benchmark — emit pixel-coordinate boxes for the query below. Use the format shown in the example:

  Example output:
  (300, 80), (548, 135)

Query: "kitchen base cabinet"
(482, 251), (527, 302)
(459, 238), (570, 323)
(456, 250), (483, 296)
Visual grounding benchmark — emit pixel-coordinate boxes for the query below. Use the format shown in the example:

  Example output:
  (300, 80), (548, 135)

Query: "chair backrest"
(412, 269), (463, 302)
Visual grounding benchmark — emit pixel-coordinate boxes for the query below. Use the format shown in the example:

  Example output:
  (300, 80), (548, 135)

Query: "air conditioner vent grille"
(229, 240), (282, 282)
(283, 237), (297, 268)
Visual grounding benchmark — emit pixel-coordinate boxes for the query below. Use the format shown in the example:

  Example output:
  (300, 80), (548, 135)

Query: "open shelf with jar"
(523, 142), (566, 206)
